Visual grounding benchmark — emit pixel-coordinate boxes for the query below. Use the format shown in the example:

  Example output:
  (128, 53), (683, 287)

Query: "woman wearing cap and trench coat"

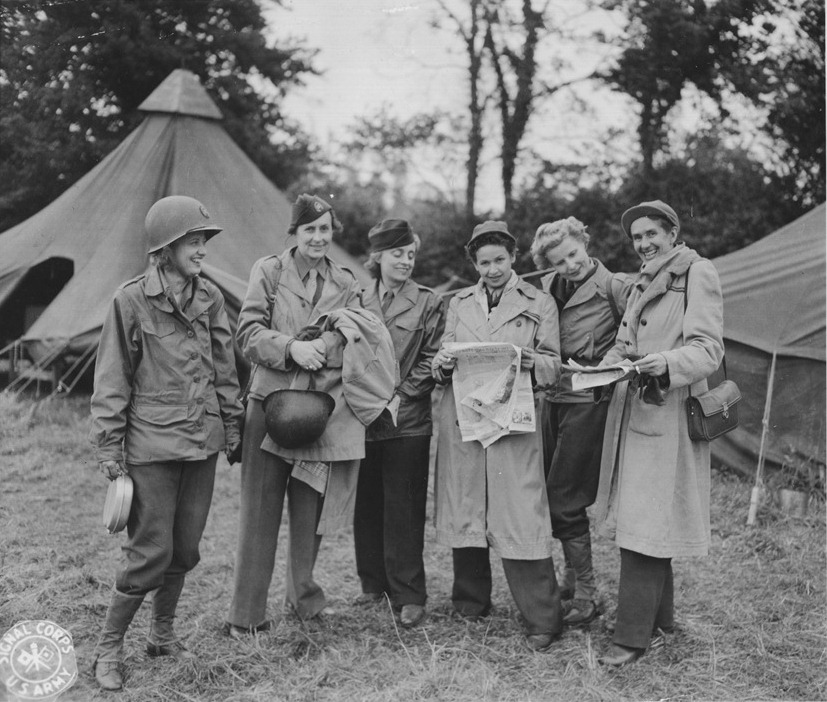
(90, 196), (243, 691)
(225, 195), (395, 633)
(594, 200), (724, 666)
(432, 221), (563, 651)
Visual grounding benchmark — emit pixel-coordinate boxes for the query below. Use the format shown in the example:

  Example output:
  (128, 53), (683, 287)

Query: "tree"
(0, 0), (316, 231)
(603, 0), (776, 182)
(762, 0), (825, 207)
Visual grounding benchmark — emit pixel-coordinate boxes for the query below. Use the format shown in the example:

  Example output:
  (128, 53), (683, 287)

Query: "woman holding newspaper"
(530, 217), (633, 627)
(432, 220), (564, 652)
(593, 200), (724, 666)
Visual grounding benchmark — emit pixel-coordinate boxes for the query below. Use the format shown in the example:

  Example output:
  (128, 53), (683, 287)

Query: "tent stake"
(748, 351), (778, 525)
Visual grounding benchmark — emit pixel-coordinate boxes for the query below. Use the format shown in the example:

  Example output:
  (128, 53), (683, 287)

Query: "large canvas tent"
(711, 203), (826, 485)
(0, 69), (369, 385)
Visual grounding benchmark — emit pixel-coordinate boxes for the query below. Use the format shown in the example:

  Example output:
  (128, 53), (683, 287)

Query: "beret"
(368, 218), (415, 252)
(288, 194), (333, 235)
(621, 200), (680, 238)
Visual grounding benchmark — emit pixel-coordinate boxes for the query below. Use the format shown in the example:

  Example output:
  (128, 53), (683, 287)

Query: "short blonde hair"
(364, 233), (421, 279)
(530, 217), (590, 270)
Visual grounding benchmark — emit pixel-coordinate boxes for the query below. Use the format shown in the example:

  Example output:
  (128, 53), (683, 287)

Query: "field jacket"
(362, 277), (445, 440)
(90, 267), (243, 464)
(540, 261), (633, 402)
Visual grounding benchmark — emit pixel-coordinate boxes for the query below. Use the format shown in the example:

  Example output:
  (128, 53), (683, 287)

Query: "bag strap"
(240, 258), (284, 403)
(606, 275), (622, 326)
(683, 263), (726, 398)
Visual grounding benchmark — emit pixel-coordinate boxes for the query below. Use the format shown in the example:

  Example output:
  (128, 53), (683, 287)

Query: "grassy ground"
(0, 393), (824, 701)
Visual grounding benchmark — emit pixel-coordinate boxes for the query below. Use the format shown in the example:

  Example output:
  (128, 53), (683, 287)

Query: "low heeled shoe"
(525, 632), (558, 652)
(400, 604), (426, 628)
(599, 643), (644, 666)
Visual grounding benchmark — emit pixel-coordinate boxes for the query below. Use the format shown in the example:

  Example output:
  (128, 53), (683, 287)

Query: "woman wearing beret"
(354, 219), (445, 628)
(530, 217), (633, 626)
(225, 194), (371, 634)
(90, 196), (244, 691)
(432, 220), (564, 651)
(593, 200), (724, 665)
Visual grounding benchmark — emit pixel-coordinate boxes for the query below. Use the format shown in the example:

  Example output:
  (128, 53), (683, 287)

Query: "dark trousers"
(227, 399), (327, 626)
(354, 435), (430, 606)
(613, 548), (674, 649)
(451, 547), (562, 636)
(540, 400), (608, 540)
(117, 455), (217, 596)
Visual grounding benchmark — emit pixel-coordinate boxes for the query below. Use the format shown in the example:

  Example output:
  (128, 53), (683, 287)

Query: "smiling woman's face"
(473, 243), (515, 290)
(295, 211), (333, 261)
(630, 216), (677, 263)
(169, 231), (207, 278)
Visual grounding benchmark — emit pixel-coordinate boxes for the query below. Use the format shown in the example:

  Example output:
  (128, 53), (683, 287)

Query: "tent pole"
(748, 351), (778, 525)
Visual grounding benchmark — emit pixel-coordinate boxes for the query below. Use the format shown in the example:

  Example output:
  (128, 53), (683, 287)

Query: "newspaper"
(445, 342), (536, 448)
(563, 359), (634, 390)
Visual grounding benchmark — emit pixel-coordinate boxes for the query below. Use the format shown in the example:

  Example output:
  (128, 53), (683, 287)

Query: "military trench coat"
(593, 244), (724, 558)
(434, 273), (561, 560)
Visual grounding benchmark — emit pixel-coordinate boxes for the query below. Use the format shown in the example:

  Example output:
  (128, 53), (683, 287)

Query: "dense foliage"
(0, 0), (316, 232)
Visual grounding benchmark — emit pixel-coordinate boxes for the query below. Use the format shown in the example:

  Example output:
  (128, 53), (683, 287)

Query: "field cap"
(469, 220), (516, 244)
(621, 200), (680, 238)
(368, 218), (415, 252)
(288, 194), (333, 235)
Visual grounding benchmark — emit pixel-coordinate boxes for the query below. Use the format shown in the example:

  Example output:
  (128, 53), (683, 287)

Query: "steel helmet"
(145, 195), (223, 253)
(262, 387), (335, 449)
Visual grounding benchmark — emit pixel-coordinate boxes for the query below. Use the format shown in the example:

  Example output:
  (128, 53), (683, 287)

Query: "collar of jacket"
(545, 259), (607, 307)
(144, 265), (209, 317)
(366, 277), (418, 320)
(293, 247), (329, 281)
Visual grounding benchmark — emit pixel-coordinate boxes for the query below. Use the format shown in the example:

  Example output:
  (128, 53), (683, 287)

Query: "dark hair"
(466, 231), (517, 262)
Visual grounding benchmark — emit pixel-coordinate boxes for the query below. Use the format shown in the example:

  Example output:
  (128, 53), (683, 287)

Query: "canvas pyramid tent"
(711, 203), (826, 488)
(0, 69), (370, 382)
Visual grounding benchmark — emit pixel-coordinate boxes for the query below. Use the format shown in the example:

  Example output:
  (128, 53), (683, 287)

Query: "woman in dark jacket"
(90, 195), (243, 691)
(530, 217), (632, 626)
(354, 219), (445, 628)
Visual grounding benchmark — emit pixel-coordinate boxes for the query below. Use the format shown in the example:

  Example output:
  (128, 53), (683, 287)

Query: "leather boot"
(146, 574), (194, 660)
(560, 548), (576, 601)
(561, 534), (600, 626)
(92, 590), (145, 691)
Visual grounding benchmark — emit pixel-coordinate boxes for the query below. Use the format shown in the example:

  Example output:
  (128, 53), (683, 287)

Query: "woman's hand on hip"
(635, 353), (668, 376)
(290, 339), (326, 371)
(99, 460), (127, 480)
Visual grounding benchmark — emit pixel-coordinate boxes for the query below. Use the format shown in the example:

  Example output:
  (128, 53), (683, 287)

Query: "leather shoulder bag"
(683, 264), (742, 441)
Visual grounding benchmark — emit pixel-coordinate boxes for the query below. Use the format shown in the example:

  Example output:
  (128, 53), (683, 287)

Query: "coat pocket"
(627, 396), (670, 437)
(133, 403), (189, 426)
(141, 320), (175, 338)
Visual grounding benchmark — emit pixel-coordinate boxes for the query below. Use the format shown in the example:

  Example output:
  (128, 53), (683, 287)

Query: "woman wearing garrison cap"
(432, 220), (564, 652)
(225, 194), (370, 634)
(593, 200), (724, 666)
(354, 219), (445, 628)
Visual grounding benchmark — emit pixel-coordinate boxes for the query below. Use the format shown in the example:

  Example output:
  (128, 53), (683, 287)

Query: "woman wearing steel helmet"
(89, 195), (244, 691)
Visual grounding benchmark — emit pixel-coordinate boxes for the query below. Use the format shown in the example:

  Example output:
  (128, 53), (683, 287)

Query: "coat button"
(198, 443), (205, 449)
(193, 375), (201, 383)
(640, 319), (647, 326)
(625, 340), (631, 345)
(516, 320), (522, 327)
(622, 321), (627, 326)
(190, 351), (198, 360)
(187, 330), (194, 338)
(197, 397), (204, 404)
